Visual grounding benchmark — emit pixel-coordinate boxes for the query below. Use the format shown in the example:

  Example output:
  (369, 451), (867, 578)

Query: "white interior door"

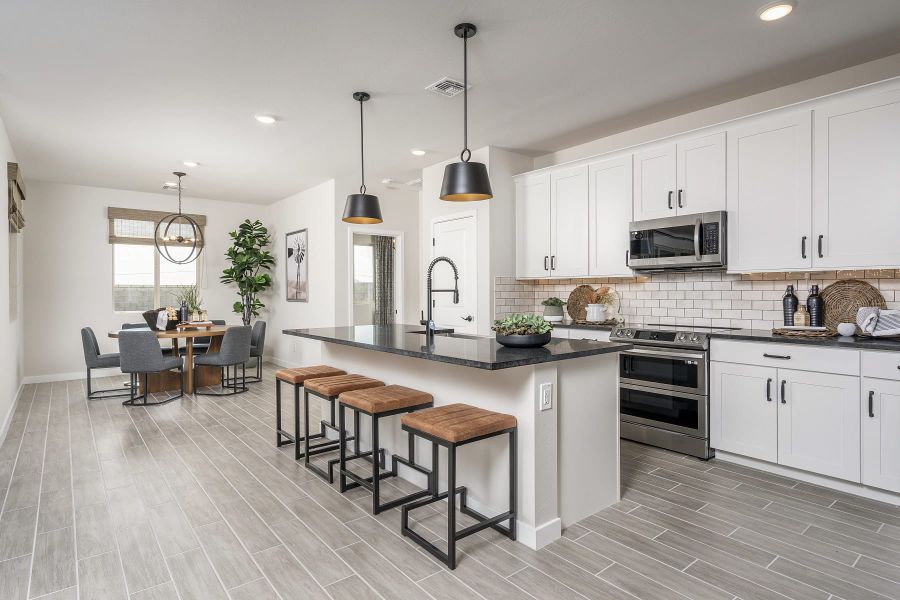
(431, 214), (477, 334)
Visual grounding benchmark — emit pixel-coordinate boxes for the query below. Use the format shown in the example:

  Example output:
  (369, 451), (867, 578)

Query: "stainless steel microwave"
(627, 211), (727, 272)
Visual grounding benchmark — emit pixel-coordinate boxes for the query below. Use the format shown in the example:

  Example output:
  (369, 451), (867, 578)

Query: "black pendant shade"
(440, 22), (492, 202)
(342, 91), (383, 224)
(342, 193), (383, 224)
(440, 160), (492, 201)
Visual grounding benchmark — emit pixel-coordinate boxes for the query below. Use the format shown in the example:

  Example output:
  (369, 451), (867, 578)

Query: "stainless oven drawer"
(620, 347), (708, 396)
(620, 382), (708, 439)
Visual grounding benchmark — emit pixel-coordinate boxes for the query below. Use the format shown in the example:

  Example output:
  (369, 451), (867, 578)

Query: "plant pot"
(543, 305), (564, 323)
(585, 304), (607, 322)
(495, 331), (552, 348)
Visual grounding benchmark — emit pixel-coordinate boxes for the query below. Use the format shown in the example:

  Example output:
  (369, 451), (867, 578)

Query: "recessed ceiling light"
(254, 114), (277, 124)
(182, 160), (199, 167)
(410, 148), (426, 156)
(757, 0), (796, 21)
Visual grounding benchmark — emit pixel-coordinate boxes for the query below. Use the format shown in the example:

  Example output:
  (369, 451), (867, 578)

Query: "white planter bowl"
(836, 323), (856, 337)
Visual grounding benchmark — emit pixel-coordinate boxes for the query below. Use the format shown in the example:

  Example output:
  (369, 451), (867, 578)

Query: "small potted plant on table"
(541, 297), (565, 323)
(492, 314), (553, 348)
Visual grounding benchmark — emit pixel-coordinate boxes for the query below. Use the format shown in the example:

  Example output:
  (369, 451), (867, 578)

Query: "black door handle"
(763, 353), (791, 360)
(667, 191), (673, 210)
(461, 315), (473, 322)
(677, 189), (684, 209)
(766, 378), (772, 402)
(551, 255), (557, 270)
(818, 235), (824, 258)
(801, 236), (807, 259)
(780, 380), (786, 404)
(869, 390), (875, 418)
(544, 256), (549, 271)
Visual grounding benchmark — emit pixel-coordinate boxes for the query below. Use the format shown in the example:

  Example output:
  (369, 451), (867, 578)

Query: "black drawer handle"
(781, 380), (786, 404)
(763, 353), (791, 360)
(868, 390), (875, 418)
(766, 378), (772, 402)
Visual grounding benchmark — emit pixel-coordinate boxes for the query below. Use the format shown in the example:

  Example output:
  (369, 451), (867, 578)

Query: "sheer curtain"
(373, 236), (395, 325)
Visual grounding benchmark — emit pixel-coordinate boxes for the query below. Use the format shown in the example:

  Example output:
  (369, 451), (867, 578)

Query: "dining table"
(108, 324), (229, 394)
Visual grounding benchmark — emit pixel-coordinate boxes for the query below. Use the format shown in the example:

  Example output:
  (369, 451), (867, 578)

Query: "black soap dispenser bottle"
(806, 285), (823, 327)
(782, 285), (798, 326)
(179, 300), (189, 324)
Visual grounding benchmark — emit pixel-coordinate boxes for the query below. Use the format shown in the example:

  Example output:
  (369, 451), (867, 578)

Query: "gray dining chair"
(191, 319), (227, 354)
(194, 325), (252, 395)
(224, 320), (266, 385)
(119, 330), (184, 406)
(81, 327), (129, 399)
(122, 322), (178, 355)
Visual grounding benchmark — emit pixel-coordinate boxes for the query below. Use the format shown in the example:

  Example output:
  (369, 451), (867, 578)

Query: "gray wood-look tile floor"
(2, 364), (900, 599)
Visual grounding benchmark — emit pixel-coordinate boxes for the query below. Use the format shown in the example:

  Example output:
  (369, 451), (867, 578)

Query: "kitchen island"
(283, 324), (631, 549)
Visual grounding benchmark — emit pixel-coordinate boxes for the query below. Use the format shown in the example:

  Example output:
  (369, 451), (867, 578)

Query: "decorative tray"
(772, 328), (838, 338)
(176, 321), (215, 330)
(574, 319), (619, 326)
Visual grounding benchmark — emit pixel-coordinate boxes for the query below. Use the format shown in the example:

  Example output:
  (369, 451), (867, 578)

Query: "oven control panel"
(612, 328), (709, 349)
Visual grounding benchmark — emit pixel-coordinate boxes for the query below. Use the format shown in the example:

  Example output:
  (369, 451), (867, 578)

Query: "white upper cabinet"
(515, 172), (551, 278)
(589, 155), (633, 277)
(633, 143), (676, 220)
(727, 112), (812, 272)
(676, 132), (726, 214)
(813, 88), (900, 269)
(550, 165), (590, 277)
(862, 377), (900, 494)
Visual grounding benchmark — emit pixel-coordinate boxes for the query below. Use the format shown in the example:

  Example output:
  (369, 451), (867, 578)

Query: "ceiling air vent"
(425, 77), (466, 97)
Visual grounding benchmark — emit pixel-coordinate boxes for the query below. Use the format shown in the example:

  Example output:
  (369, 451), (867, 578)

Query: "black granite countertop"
(708, 329), (900, 351)
(552, 322), (616, 331)
(283, 325), (632, 370)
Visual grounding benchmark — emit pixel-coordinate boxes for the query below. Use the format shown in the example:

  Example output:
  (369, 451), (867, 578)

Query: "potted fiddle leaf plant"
(221, 219), (275, 326)
(492, 314), (553, 348)
(541, 297), (565, 323)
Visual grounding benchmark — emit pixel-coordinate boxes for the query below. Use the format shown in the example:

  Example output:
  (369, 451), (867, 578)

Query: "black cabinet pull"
(766, 378), (772, 402)
(677, 189), (684, 208)
(868, 390), (875, 418)
(551, 255), (557, 270)
(668, 191), (673, 210)
(801, 236), (807, 259)
(544, 256), (549, 271)
(818, 234), (824, 258)
(763, 353), (791, 360)
(780, 380), (786, 404)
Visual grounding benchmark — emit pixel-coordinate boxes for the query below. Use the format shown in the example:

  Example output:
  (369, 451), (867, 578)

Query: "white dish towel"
(857, 307), (900, 336)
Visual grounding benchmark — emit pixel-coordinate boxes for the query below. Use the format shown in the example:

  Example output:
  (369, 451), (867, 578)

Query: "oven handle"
(622, 347), (707, 361)
(693, 218), (702, 261)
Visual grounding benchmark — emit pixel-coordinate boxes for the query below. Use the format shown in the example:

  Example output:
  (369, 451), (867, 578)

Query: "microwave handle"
(693, 218), (702, 261)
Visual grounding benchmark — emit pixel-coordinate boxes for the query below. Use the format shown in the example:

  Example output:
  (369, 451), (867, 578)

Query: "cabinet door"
(515, 173), (551, 278)
(862, 378), (900, 493)
(778, 369), (860, 482)
(633, 144), (676, 221)
(727, 112), (812, 271)
(676, 132), (726, 214)
(550, 165), (589, 277)
(813, 88), (900, 268)
(710, 362), (778, 462)
(589, 155), (633, 277)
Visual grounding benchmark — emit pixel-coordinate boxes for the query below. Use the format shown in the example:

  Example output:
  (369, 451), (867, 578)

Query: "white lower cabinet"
(710, 362), (778, 463)
(778, 369), (860, 482)
(862, 378), (900, 493)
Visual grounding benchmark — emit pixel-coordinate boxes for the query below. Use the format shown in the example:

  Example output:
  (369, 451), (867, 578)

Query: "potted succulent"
(492, 314), (553, 348)
(541, 297), (565, 323)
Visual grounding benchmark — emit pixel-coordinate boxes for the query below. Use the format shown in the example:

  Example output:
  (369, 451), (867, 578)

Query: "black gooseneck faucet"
(421, 256), (460, 340)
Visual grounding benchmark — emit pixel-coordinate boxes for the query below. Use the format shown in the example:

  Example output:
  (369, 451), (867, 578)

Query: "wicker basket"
(819, 279), (886, 334)
(772, 328), (838, 338)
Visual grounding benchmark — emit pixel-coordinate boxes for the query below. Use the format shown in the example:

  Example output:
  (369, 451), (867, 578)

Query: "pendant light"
(155, 171), (203, 264)
(440, 23), (493, 202)
(342, 92), (383, 224)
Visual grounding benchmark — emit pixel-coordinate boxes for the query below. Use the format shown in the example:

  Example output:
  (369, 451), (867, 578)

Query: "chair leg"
(509, 428), (517, 540)
(372, 414), (380, 514)
(86, 368), (92, 397)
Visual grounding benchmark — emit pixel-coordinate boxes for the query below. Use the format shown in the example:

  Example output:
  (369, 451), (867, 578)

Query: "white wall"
(23, 182), (266, 379)
(0, 115), (25, 439)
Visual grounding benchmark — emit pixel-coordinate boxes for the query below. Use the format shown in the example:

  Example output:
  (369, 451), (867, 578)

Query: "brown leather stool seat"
(400, 403), (517, 570)
(276, 365), (346, 385)
(340, 385), (433, 414)
(304, 374), (384, 397)
(400, 403), (517, 443)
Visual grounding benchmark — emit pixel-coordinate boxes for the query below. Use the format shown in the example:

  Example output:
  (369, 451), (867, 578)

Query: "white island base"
(320, 343), (620, 549)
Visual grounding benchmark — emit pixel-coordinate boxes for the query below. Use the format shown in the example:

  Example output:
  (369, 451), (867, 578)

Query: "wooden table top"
(108, 325), (229, 339)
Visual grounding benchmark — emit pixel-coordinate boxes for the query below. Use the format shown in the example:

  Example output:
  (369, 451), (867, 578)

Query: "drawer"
(711, 339), (859, 376)
(566, 329), (610, 342)
(862, 350), (900, 381)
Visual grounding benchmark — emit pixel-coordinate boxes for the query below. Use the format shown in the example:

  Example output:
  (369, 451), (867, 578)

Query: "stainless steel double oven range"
(610, 325), (733, 460)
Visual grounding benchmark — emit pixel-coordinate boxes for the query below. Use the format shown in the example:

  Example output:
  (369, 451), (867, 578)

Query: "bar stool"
(337, 385), (436, 514)
(274, 365), (346, 457)
(302, 374), (384, 481)
(399, 403), (517, 570)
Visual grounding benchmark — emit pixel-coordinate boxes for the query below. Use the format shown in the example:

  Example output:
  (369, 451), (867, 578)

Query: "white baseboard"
(715, 451), (900, 505)
(264, 355), (294, 368)
(0, 381), (25, 449)
(22, 367), (123, 385)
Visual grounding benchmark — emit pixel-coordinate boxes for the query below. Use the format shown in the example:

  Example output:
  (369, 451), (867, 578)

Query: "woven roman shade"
(107, 207), (206, 246)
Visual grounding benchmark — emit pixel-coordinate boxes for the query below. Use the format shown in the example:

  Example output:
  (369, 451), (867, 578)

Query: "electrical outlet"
(539, 383), (553, 411)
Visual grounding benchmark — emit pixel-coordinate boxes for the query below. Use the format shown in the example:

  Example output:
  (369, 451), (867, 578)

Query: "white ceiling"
(3, 0), (900, 204)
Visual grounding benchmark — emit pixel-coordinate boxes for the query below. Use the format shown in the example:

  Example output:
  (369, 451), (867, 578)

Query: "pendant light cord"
(359, 97), (366, 194)
(177, 174), (183, 215)
(461, 31), (471, 163)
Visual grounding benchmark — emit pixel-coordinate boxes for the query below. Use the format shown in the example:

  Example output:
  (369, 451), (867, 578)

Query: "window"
(108, 207), (205, 312)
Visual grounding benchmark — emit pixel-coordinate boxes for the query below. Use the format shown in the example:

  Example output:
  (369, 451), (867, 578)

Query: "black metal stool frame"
(274, 378), (355, 463)
(337, 401), (436, 514)
(302, 387), (359, 480)
(400, 424), (517, 570)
